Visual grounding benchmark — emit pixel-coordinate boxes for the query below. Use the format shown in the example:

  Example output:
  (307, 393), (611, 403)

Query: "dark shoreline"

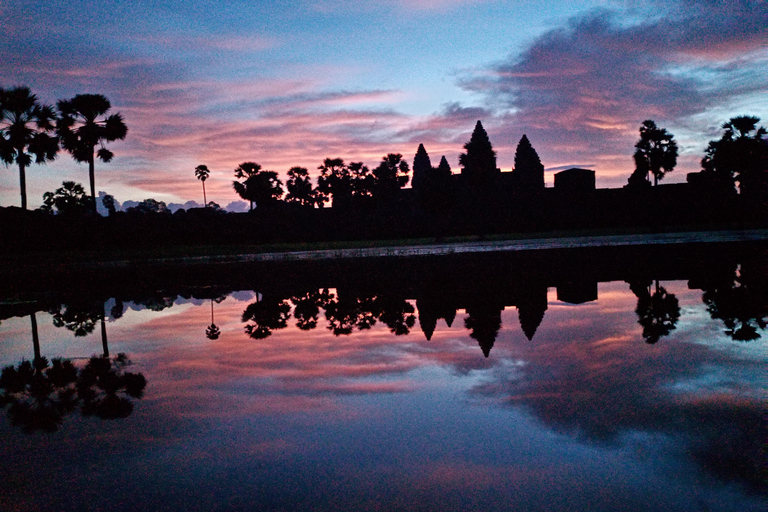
(2, 229), (766, 300)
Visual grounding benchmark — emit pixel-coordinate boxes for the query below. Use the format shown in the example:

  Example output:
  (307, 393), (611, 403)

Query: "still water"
(0, 245), (765, 511)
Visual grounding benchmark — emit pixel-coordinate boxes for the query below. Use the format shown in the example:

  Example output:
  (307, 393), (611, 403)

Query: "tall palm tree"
(195, 164), (210, 206)
(633, 120), (678, 186)
(56, 94), (127, 208)
(0, 86), (59, 209)
(233, 162), (261, 211)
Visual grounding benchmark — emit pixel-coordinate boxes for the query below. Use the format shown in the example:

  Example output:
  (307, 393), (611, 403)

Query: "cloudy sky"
(1, 0), (765, 209)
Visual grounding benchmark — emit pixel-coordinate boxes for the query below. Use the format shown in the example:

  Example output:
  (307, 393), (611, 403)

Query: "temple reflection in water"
(0, 241), (765, 511)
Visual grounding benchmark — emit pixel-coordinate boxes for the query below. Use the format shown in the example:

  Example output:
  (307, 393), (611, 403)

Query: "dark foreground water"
(0, 244), (765, 511)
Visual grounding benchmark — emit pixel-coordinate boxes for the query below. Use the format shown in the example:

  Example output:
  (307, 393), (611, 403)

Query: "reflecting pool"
(0, 243), (765, 511)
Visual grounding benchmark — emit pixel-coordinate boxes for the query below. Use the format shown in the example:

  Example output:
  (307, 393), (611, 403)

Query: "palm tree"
(233, 162), (283, 211)
(633, 120), (678, 186)
(0, 86), (59, 209)
(56, 94), (127, 208)
(233, 162), (261, 211)
(195, 164), (210, 206)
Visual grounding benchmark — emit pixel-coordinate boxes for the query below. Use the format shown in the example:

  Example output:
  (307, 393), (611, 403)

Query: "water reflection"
(0, 354), (146, 432)
(0, 243), (765, 510)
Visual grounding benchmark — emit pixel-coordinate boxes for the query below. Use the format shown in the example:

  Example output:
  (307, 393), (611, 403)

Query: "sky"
(1, 0), (766, 210)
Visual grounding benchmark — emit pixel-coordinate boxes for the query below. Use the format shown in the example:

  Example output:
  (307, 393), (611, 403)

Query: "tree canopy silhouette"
(286, 166), (321, 208)
(632, 281), (680, 344)
(127, 198), (169, 215)
(242, 296), (291, 339)
(233, 162), (283, 211)
(372, 153), (409, 203)
(102, 193), (116, 216)
(316, 158), (354, 209)
(0, 357), (79, 432)
(40, 181), (93, 215)
(76, 353), (147, 420)
(0, 86), (59, 209)
(459, 121), (497, 184)
(57, 94), (127, 209)
(702, 116), (767, 204)
(703, 270), (766, 341)
(195, 164), (210, 206)
(628, 120), (678, 186)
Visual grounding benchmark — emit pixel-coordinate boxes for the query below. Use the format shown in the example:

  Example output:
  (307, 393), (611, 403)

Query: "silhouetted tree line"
(3, 84), (766, 250)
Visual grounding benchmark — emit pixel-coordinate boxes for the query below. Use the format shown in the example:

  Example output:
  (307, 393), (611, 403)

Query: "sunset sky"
(1, 0), (765, 210)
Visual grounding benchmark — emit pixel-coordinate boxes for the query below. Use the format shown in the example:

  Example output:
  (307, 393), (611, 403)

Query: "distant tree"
(127, 198), (169, 215)
(194, 164), (210, 206)
(233, 162), (282, 211)
(348, 162), (375, 203)
(286, 166), (319, 207)
(411, 143), (432, 193)
(40, 181), (93, 215)
(233, 162), (260, 211)
(102, 193), (116, 216)
(206, 201), (224, 212)
(0, 86), (59, 209)
(513, 134), (545, 190)
(57, 94), (127, 209)
(316, 158), (352, 209)
(243, 172), (283, 210)
(372, 153), (409, 203)
(629, 120), (678, 186)
(702, 116), (768, 203)
(459, 121), (497, 184)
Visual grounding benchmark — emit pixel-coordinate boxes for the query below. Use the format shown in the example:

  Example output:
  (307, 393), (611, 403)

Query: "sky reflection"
(0, 278), (765, 511)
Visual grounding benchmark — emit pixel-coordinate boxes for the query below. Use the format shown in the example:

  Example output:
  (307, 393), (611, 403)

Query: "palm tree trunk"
(19, 162), (27, 210)
(30, 313), (40, 362)
(101, 314), (110, 358)
(203, 180), (207, 207)
(89, 152), (97, 210)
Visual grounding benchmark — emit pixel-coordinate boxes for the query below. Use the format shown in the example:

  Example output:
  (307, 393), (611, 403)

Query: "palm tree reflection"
(0, 353), (146, 432)
(291, 290), (332, 331)
(206, 298), (221, 340)
(77, 354), (147, 419)
(49, 301), (101, 337)
(631, 280), (681, 344)
(242, 295), (291, 339)
(703, 263), (767, 341)
(0, 357), (79, 432)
